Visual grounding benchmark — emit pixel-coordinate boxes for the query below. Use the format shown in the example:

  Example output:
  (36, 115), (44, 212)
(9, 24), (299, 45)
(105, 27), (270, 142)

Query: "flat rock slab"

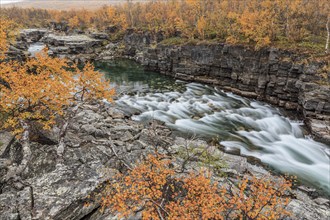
(42, 34), (101, 45)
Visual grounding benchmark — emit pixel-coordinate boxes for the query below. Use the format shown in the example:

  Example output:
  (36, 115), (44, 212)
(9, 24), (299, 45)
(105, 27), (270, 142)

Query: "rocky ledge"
(42, 34), (103, 62)
(0, 103), (329, 220)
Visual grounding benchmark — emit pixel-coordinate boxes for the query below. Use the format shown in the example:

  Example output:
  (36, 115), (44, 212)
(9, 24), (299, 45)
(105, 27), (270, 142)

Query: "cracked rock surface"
(0, 104), (329, 219)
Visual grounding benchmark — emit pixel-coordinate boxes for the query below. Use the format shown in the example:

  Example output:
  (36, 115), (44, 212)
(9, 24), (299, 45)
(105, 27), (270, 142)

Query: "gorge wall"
(107, 32), (330, 143)
(14, 29), (330, 143)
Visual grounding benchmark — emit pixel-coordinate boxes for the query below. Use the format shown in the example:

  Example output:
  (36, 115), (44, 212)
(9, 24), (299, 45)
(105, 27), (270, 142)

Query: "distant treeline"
(1, 0), (329, 51)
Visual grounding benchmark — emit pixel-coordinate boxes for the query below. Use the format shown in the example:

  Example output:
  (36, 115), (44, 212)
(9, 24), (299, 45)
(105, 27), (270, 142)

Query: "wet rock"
(307, 118), (330, 144)
(221, 153), (248, 174)
(107, 108), (125, 119)
(42, 34), (101, 48)
(90, 32), (109, 40)
(0, 192), (20, 220)
(120, 131), (134, 142)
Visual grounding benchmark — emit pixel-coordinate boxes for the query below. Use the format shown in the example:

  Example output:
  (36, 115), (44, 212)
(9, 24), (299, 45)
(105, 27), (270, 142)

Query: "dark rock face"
(106, 32), (330, 142)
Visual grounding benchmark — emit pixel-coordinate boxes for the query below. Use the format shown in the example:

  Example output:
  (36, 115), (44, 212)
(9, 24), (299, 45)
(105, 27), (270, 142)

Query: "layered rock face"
(41, 34), (104, 62)
(106, 32), (330, 142)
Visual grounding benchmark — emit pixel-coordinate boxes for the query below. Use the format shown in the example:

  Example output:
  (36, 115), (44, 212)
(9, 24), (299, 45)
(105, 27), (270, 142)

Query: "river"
(96, 60), (330, 196)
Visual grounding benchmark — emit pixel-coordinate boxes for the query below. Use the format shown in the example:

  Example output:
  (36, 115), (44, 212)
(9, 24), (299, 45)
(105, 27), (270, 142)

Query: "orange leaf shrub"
(101, 154), (292, 220)
(0, 38), (114, 135)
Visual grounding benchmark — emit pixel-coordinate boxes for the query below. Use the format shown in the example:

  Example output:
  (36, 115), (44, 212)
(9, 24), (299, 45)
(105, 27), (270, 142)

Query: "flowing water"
(97, 60), (330, 196)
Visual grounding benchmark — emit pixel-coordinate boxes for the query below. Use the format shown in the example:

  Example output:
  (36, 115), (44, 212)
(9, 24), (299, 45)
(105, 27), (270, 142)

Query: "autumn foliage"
(0, 18), (115, 135)
(1, 0), (329, 50)
(0, 18), (13, 59)
(101, 154), (292, 220)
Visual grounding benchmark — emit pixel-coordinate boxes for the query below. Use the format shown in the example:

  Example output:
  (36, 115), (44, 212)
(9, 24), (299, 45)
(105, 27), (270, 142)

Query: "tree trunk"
(2, 120), (31, 182)
(326, 15), (329, 54)
(56, 121), (69, 163)
(56, 104), (81, 163)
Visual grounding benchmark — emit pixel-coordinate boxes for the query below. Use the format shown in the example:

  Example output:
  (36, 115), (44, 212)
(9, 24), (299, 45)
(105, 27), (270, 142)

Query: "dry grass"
(1, 0), (153, 10)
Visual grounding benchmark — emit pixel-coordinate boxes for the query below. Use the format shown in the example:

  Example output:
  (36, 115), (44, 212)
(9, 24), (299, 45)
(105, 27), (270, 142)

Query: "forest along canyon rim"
(93, 60), (330, 196)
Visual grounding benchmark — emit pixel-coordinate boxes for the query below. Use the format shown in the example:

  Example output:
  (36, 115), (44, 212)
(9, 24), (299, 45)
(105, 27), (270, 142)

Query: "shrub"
(101, 154), (292, 220)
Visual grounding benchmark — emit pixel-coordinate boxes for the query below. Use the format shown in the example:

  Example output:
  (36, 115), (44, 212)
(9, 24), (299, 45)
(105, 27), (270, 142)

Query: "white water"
(117, 82), (330, 194)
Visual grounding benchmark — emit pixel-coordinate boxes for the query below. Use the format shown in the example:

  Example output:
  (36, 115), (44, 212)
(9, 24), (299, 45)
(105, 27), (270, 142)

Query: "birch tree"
(0, 21), (115, 181)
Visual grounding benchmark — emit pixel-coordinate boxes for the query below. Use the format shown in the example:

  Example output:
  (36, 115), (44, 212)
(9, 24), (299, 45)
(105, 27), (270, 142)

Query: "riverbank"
(0, 102), (329, 219)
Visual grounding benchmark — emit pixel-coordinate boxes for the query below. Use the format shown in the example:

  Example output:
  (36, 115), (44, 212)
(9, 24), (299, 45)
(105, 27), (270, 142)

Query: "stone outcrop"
(19, 29), (49, 44)
(15, 29), (49, 51)
(0, 104), (171, 220)
(41, 34), (104, 63)
(101, 31), (330, 143)
(15, 29), (106, 63)
(4, 29), (47, 60)
(0, 103), (329, 219)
